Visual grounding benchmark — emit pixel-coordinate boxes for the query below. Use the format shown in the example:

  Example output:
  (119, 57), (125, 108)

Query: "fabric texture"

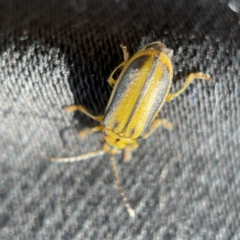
(0, 0), (240, 239)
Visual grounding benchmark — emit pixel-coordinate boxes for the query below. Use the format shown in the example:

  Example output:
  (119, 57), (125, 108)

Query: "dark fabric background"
(0, 0), (240, 239)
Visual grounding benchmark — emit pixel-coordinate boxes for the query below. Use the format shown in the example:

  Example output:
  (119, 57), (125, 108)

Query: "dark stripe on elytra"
(104, 55), (149, 120)
(122, 53), (161, 135)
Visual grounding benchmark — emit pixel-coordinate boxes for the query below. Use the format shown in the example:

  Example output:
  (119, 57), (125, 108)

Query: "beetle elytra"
(50, 42), (210, 218)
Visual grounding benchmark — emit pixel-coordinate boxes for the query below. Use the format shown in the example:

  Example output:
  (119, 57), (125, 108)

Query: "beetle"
(50, 42), (210, 218)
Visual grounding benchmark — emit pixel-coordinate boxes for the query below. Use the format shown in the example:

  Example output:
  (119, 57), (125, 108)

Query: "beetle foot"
(78, 129), (90, 137)
(123, 148), (132, 162)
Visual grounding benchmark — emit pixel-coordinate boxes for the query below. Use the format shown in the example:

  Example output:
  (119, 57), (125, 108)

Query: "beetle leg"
(107, 45), (129, 88)
(166, 73), (211, 102)
(142, 119), (173, 139)
(124, 140), (138, 162)
(108, 61), (126, 88)
(120, 44), (129, 62)
(79, 125), (104, 137)
(64, 105), (104, 122)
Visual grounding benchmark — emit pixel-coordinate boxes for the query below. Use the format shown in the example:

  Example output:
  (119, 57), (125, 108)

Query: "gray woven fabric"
(0, 0), (240, 239)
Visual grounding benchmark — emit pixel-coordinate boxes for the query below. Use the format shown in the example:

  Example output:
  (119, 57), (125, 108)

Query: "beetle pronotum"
(50, 42), (210, 218)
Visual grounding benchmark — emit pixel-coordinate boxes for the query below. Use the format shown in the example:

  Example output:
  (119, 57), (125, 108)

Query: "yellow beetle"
(51, 42), (210, 218)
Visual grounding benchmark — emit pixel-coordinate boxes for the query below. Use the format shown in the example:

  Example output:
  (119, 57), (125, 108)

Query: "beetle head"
(102, 127), (134, 152)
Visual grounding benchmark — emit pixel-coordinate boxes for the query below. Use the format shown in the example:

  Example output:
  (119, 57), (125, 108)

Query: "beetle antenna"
(49, 150), (105, 162)
(109, 155), (135, 218)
